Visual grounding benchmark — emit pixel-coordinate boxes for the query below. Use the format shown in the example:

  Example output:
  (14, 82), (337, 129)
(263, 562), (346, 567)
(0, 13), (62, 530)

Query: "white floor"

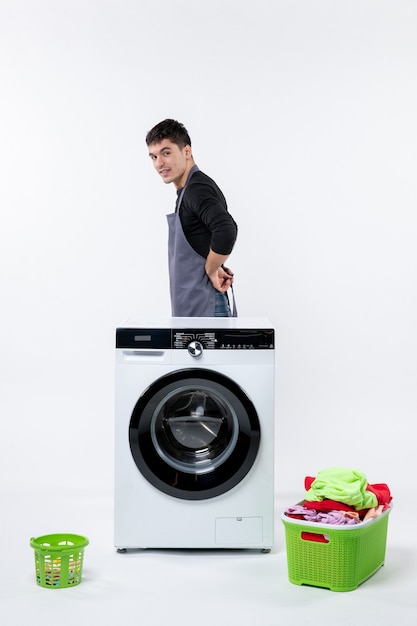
(2, 484), (415, 625)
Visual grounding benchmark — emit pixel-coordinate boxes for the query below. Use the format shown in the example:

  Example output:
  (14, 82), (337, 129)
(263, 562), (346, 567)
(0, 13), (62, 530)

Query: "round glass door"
(129, 368), (260, 500)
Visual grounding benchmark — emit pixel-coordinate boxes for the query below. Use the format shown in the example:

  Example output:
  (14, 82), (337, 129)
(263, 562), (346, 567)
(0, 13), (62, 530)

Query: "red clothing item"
(366, 483), (392, 505)
(303, 499), (356, 513)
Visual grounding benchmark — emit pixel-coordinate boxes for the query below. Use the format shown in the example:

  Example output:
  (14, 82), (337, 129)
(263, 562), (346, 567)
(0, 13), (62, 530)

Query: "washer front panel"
(129, 368), (260, 500)
(115, 318), (275, 549)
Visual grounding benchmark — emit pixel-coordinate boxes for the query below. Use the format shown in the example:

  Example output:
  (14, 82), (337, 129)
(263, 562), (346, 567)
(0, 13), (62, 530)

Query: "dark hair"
(145, 119), (192, 148)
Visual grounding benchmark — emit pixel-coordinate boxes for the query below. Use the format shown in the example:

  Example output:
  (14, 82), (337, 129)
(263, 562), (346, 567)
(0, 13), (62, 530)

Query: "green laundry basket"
(281, 506), (391, 592)
(30, 533), (89, 589)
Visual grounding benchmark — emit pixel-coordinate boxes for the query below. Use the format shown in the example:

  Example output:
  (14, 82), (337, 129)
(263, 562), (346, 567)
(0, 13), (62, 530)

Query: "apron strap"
(176, 164), (199, 212)
(230, 284), (238, 317)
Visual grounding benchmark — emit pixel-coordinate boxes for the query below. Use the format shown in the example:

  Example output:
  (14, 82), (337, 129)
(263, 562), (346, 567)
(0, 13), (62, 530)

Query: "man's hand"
(206, 266), (234, 292)
(205, 249), (234, 292)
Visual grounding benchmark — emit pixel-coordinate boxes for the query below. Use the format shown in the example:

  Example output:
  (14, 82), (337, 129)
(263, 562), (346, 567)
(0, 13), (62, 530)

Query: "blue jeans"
(215, 292), (231, 317)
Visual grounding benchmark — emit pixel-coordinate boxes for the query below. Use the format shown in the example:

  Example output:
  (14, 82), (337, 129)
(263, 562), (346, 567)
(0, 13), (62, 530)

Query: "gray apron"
(167, 165), (237, 317)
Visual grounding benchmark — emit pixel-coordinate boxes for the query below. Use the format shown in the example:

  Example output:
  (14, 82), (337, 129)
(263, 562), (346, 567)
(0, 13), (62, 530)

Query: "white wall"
(1, 0), (416, 500)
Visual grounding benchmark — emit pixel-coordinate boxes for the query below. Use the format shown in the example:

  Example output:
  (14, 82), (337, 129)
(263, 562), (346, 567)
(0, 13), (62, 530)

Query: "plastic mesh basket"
(281, 507), (391, 592)
(30, 533), (89, 589)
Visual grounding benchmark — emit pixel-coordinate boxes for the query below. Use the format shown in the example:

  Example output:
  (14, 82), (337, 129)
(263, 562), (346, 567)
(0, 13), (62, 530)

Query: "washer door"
(129, 368), (260, 500)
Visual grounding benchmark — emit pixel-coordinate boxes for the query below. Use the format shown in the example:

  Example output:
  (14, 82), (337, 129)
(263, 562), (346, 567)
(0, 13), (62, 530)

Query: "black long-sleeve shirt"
(175, 170), (238, 259)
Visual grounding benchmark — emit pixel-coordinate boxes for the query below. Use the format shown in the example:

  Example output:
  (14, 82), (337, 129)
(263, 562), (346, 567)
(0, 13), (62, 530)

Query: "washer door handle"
(188, 340), (203, 358)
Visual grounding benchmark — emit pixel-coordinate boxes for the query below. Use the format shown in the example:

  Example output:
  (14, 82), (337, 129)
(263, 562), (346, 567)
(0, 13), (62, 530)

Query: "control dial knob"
(187, 340), (203, 358)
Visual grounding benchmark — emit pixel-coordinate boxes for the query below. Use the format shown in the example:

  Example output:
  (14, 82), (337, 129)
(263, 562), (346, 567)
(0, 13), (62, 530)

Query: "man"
(146, 119), (238, 317)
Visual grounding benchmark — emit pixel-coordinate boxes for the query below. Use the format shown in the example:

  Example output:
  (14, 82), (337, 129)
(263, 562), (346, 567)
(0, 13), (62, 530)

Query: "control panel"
(116, 327), (274, 350)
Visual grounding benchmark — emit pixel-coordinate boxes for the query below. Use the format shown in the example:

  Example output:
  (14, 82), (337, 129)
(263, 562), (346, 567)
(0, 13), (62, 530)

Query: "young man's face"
(148, 139), (192, 189)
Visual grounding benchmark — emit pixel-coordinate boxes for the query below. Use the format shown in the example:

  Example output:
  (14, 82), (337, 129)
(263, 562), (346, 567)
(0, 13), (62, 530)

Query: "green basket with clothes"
(281, 506), (391, 591)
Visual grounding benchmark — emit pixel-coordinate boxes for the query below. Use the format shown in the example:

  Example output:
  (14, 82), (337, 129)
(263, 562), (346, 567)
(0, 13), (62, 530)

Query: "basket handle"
(301, 531), (329, 543)
(30, 538), (75, 552)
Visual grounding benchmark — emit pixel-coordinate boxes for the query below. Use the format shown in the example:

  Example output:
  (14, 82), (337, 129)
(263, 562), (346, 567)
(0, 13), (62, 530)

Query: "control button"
(187, 340), (203, 358)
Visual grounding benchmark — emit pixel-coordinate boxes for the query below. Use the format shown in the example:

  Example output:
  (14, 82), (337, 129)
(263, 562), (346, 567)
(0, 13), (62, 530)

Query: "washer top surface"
(118, 316), (273, 330)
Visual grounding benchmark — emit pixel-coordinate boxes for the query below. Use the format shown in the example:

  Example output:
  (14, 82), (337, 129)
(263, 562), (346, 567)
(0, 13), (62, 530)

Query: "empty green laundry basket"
(30, 533), (89, 589)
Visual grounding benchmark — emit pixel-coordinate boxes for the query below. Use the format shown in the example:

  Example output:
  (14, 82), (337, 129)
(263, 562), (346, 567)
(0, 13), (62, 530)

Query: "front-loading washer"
(114, 317), (275, 551)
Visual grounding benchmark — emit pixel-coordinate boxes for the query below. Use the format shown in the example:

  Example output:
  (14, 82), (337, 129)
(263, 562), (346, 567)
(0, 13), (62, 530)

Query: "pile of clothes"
(285, 467), (392, 526)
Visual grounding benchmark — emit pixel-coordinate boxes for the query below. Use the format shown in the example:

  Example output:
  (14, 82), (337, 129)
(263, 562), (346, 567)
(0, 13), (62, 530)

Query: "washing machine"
(114, 317), (275, 551)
